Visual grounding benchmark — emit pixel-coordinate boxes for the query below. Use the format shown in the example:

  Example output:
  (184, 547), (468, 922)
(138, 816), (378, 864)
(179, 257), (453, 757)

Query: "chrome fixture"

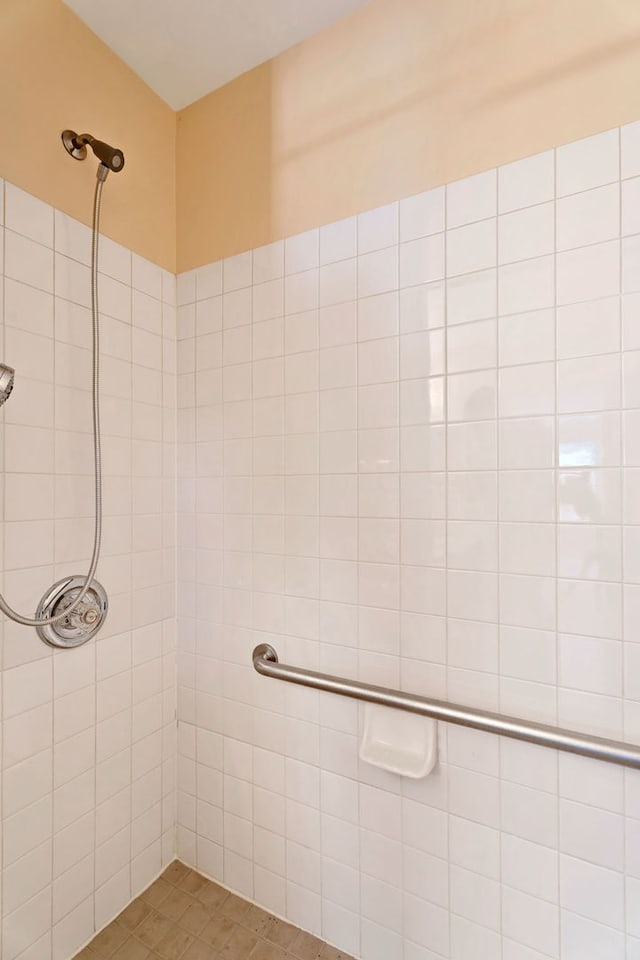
(0, 363), (15, 406)
(253, 644), (640, 770)
(0, 132), (121, 647)
(62, 130), (125, 173)
(36, 576), (108, 648)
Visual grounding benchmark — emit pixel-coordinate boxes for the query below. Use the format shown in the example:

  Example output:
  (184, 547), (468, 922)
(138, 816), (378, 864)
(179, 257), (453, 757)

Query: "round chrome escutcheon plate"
(36, 576), (108, 648)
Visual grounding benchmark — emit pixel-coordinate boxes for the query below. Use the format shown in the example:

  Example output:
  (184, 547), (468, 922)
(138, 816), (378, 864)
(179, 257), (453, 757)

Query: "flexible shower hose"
(0, 172), (105, 626)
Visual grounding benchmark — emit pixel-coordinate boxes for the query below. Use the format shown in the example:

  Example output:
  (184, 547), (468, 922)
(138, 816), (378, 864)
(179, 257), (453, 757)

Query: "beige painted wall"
(5, 0), (640, 273)
(177, 0), (640, 271)
(0, 0), (176, 270)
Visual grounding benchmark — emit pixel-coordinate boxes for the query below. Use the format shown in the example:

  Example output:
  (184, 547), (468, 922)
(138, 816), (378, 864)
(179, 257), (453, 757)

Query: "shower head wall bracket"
(62, 129), (89, 161)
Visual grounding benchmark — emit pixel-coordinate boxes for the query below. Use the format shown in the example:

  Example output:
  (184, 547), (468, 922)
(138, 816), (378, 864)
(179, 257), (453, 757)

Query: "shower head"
(0, 364), (15, 406)
(62, 130), (125, 173)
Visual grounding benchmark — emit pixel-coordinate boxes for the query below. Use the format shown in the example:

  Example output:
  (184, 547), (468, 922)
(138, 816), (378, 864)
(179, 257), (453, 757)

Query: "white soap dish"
(359, 703), (438, 778)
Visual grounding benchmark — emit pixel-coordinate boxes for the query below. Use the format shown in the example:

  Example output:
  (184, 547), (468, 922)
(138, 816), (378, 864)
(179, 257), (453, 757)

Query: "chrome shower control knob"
(36, 576), (108, 648)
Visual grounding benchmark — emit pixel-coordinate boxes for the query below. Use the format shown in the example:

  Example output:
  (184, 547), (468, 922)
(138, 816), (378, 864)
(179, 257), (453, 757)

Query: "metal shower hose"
(0, 176), (105, 626)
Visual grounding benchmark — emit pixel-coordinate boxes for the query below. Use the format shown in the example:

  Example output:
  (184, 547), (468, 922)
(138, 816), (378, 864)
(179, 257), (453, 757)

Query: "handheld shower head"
(0, 364), (15, 406)
(62, 130), (125, 173)
(87, 138), (125, 173)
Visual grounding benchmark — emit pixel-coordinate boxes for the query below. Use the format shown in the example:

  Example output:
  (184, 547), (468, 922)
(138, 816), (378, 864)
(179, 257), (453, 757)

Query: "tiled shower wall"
(0, 182), (177, 960)
(177, 121), (640, 959)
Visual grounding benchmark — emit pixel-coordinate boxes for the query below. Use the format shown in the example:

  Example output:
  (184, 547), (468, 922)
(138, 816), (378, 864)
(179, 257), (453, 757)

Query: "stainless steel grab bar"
(252, 644), (640, 769)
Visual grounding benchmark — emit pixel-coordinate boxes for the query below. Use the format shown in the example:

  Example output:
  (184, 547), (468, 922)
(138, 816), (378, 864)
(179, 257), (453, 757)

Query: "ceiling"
(63, 0), (372, 110)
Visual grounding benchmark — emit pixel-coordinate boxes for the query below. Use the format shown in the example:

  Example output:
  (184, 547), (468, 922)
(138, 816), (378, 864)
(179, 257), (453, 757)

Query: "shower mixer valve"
(58, 593), (100, 628)
(36, 576), (108, 647)
(36, 576), (108, 648)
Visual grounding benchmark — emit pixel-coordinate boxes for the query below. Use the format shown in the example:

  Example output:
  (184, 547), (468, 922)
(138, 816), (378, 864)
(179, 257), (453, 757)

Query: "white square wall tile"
(623, 234), (640, 294)
(622, 119), (640, 179)
(557, 298), (620, 360)
(6, 182), (54, 247)
(101, 235), (132, 285)
(556, 128), (619, 197)
(557, 354), (620, 414)
(499, 416), (554, 469)
(358, 248), (398, 298)
(252, 277), (284, 323)
(252, 240), (284, 284)
(558, 635), (622, 697)
(177, 269), (196, 305)
(561, 911), (625, 960)
(196, 260), (223, 299)
(223, 250), (252, 291)
(132, 253), (163, 299)
(400, 281), (444, 333)
(354, 291), (398, 341)
(447, 219), (496, 277)
(447, 319), (495, 374)
(447, 269), (496, 326)
(400, 186), (445, 242)
(557, 579), (622, 640)
(319, 258), (357, 307)
(622, 176), (640, 237)
(499, 362), (555, 417)
(285, 229), (319, 274)
(560, 853), (624, 930)
(557, 240), (620, 305)
(499, 308), (555, 367)
(358, 202), (398, 253)
(400, 234), (444, 288)
(447, 369), (496, 422)
(447, 169), (497, 227)
(498, 150), (555, 213)
(498, 255), (554, 316)
(498, 202), (554, 264)
(320, 216), (357, 265)
(557, 183), (620, 251)
(5, 229), (54, 292)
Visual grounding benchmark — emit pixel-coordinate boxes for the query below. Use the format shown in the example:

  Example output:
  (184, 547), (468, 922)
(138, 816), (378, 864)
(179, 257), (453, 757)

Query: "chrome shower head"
(0, 364), (15, 406)
(62, 130), (125, 173)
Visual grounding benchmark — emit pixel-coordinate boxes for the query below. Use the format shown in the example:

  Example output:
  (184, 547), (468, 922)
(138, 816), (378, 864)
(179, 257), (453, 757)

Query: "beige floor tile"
(80, 866), (353, 960)
(219, 892), (251, 923)
(118, 899), (153, 933)
(264, 917), (299, 951)
(157, 887), (194, 922)
(141, 879), (173, 909)
(111, 939), (152, 960)
(247, 940), (288, 960)
(290, 931), (324, 960)
(216, 922), (260, 959)
(135, 911), (175, 950)
(91, 922), (130, 958)
(199, 914), (235, 951)
(179, 871), (210, 896)
(195, 880), (229, 913)
(182, 939), (217, 960)
(178, 900), (210, 937)
(319, 947), (355, 960)
(161, 861), (190, 886)
(155, 924), (195, 960)
(243, 905), (272, 938)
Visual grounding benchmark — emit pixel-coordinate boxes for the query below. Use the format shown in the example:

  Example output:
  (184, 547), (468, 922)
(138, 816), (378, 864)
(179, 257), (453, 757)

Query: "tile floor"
(74, 862), (355, 960)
